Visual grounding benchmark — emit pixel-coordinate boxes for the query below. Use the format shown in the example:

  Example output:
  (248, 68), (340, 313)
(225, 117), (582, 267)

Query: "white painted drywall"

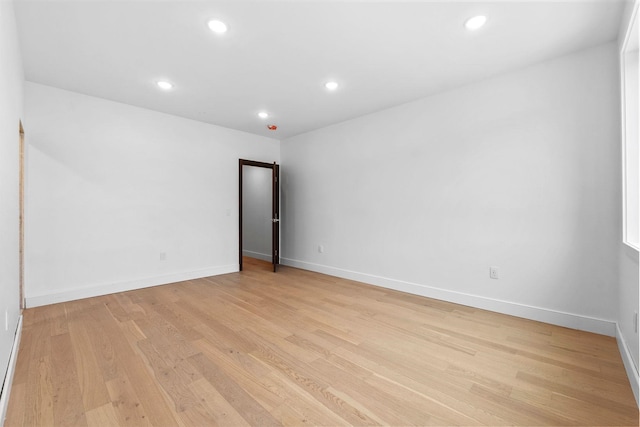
(0, 0), (24, 409)
(242, 166), (272, 261)
(281, 43), (621, 335)
(24, 82), (279, 306)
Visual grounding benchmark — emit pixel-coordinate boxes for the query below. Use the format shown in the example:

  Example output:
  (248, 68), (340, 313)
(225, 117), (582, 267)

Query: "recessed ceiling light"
(258, 111), (269, 119)
(465, 15), (487, 31)
(325, 81), (339, 91)
(156, 80), (173, 90)
(208, 19), (228, 34)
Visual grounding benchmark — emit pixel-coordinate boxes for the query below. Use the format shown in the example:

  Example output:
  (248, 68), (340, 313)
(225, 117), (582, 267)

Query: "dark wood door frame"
(239, 159), (280, 272)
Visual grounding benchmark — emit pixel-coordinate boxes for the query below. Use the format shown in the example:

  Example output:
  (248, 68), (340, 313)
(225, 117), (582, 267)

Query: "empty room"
(1, 0), (639, 426)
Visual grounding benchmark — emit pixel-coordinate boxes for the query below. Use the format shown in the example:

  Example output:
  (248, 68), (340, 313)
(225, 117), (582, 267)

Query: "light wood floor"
(5, 258), (639, 426)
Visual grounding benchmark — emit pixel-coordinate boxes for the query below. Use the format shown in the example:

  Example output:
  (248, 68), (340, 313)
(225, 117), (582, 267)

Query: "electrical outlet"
(490, 266), (500, 279)
(160, 252), (167, 261)
(318, 245), (324, 253)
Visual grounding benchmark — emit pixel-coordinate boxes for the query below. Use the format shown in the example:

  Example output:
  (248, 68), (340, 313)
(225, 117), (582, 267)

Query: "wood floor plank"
(516, 371), (638, 416)
(84, 402), (120, 427)
(188, 352), (283, 427)
(242, 328), (382, 426)
(4, 382), (26, 426)
(21, 323), (55, 427)
(25, 355), (55, 426)
(50, 333), (88, 426)
(80, 304), (122, 383)
(194, 337), (285, 412)
(260, 372), (350, 426)
(105, 376), (153, 427)
(309, 357), (430, 425)
(469, 383), (574, 425)
(193, 332), (271, 381)
(88, 304), (181, 426)
(67, 318), (111, 411)
(5, 258), (639, 426)
(330, 343), (501, 425)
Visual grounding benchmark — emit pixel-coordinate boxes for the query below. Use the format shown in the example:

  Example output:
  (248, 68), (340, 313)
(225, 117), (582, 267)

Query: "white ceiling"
(15, 0), (625, 139)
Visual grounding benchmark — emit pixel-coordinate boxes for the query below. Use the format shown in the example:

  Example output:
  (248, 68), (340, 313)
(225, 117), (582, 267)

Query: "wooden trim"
(238, 159), (243, 271)
(272, 163), (280, 272)
(18, 121), (24, 310)
(239, 159), (275, 169)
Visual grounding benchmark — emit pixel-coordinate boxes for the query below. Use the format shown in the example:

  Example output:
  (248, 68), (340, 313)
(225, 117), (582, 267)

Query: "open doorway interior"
(238, 159), (280, 272)
(241, 165), (272, 271)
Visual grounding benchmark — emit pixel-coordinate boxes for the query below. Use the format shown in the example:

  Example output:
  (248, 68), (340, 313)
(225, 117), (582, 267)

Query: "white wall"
(24, 82), (279, 307)
(0, 0), (24, 408)
(281, 43), (621, 336)
(242, 166), (272, 261)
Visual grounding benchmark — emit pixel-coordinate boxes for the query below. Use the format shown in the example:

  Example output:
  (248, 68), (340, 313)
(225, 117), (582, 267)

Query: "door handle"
(272, 218), (280, 223)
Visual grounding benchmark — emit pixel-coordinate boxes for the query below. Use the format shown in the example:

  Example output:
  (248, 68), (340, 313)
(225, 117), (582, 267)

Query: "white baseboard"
(281, 258), (617, 337)
(0, 315), (23, 426)
(242, 250), (272, 262)
(25, 264), (238, 308)
(616, 323), (640, 408)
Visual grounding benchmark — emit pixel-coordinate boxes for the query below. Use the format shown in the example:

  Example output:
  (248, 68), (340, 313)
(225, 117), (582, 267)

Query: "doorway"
(238, 159), (280, 272)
